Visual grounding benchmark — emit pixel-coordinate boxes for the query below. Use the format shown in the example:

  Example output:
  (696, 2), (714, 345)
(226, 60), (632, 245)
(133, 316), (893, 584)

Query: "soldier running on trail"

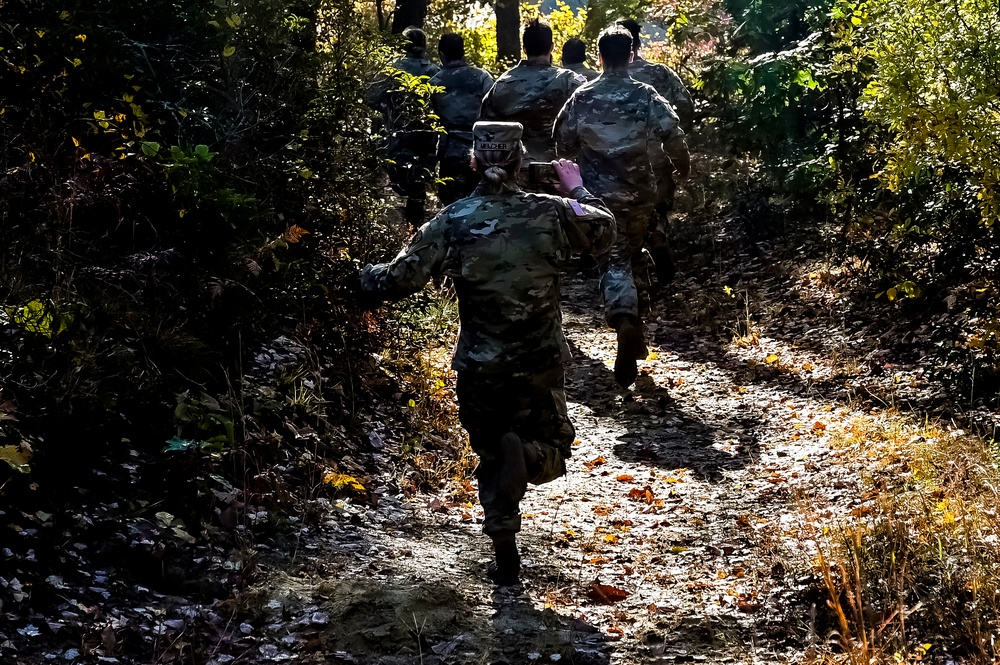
(430, 34), (495, 206)
(359, 122), (615, 586)
(479, 19), (587, 182)
(366, 27), (441, 227)
(560, 37), (599, 81)
(554, 24), (690, 388)
(618, 18), (695, 284)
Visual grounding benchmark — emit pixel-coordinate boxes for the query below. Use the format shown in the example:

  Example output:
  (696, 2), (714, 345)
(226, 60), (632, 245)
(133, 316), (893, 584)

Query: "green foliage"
(0, 0), (396, 481)
(860, 0), (1000, 227)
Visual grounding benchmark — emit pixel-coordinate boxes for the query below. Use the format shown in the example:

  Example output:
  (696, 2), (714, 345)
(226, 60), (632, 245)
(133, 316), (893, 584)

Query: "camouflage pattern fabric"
(366, 56), (442, 225)
(628, 57), (693, 132)
(457, 365), (574, 534)
(393, 54), (441, 78)
(479, 61), (587, 164)
(431, 62), (495, 204)
(554, 70), (688, 322)
(628, 57), (692, 284)
(360, 183), (616, 372)
(563, 61), (599, 81)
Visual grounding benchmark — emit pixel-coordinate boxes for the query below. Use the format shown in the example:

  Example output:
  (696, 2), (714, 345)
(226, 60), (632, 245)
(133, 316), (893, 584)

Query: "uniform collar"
(601, 68), (631, 79)
(443, 59), (467, 69)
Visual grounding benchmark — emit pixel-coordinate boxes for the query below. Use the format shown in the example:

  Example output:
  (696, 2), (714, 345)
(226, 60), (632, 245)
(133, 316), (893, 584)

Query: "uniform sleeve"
(479, 83), (498, 120)
(552, 188), (616, 257)
(359, 214), (449, 300)
(659, 65), (694, 132)
(553, 96), (580, 158)
(480, 70), (495, 97)
(648, 91), (690, 176)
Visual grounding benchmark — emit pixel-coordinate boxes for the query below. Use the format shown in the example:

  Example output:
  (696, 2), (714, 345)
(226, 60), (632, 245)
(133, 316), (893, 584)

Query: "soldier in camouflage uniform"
(561, 37), (599, 81)
(367, 27), (441, 226)
(618, 18), (695, 284)
(360, 122), (615, 586)
(479, 19), (587, 180)
(554, 25), (689, 388)
(430, 34), (495, 206)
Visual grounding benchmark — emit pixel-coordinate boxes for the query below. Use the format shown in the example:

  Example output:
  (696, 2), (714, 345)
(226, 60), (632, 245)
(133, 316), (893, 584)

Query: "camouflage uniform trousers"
(601, 201), (655, 323)
(644, 165), (678, 284)
(436, 143), (478, 207)
(384, 130), (439, 225)
(456, 364), (574, 535)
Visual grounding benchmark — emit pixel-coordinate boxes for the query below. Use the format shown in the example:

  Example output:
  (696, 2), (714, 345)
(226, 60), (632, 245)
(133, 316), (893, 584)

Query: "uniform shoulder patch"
(569, 200), (586, 216)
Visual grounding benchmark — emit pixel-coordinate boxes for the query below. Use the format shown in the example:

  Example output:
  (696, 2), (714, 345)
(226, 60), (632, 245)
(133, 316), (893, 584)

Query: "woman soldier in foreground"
(359, 121), (615, 585)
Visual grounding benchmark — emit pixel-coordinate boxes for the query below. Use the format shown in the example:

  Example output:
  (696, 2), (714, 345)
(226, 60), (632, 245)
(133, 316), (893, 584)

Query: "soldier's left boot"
(487, 532), (521, 586)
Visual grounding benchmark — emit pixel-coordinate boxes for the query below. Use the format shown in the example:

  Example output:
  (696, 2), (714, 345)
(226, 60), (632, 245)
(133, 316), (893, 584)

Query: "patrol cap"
(473, 121), (524, 153)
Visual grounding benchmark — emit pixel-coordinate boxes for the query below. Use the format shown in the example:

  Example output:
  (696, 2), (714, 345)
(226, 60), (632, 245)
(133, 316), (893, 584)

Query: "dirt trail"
(232, 205), (898, 664)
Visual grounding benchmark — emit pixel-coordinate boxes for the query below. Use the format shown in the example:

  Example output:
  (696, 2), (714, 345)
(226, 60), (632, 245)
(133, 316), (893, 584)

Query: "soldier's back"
(440, 189), (579, 371)
(431, 64), (494, 134)
(563, 62), (599, 81)
(555, 73), (665, 207)
(480, 62), (585, 161)
(394, 54), (441, 78)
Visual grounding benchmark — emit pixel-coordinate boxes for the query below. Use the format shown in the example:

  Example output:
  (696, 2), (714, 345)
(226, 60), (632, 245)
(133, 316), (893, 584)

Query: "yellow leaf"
(887, 287), (898, 301)
(0, 445), (31, 474)
(299, 168), (312, 179)
(322, 472), (365, 493)
(70, 58), (82, 67)
(646, 351), (659, 361)
(75, 34), (86, 42)
(72, 136), (80, 147)
(765, 353), (779, 364)
(60, 10), (71, 19)
(407, 398), (416, 408)
(222, 45), (236, 57)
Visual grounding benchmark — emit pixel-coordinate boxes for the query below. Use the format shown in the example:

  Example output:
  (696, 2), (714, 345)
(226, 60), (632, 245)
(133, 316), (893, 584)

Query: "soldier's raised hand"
(552, 158), (584, 195)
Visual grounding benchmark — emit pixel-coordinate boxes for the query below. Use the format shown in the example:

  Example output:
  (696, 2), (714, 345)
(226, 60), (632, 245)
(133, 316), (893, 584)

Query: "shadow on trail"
(564, 338), (762, 481)
(319, 570), (610, 664)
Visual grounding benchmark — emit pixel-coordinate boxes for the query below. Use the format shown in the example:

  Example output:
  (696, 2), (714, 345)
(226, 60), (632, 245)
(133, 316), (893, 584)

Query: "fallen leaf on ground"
(584, 456), (607, 471)
(587, 580), (629, 605)
(616, 474), (635, 483)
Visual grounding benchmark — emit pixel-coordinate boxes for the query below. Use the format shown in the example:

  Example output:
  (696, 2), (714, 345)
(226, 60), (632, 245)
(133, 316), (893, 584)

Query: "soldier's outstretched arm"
(551, 159), (616, 257)
(359, 215), (449, 301)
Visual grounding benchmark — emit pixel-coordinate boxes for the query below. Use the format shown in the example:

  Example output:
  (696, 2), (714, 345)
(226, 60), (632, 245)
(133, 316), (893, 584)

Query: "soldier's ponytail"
(474, 150), (522, 193)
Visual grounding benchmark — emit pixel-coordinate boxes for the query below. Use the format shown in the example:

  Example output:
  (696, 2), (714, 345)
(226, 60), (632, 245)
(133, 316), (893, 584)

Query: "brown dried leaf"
(586, 580), (629, 605)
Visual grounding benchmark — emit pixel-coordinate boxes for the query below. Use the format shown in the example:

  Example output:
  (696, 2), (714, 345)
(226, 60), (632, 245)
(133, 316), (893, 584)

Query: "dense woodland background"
(1, 0), (999, 662)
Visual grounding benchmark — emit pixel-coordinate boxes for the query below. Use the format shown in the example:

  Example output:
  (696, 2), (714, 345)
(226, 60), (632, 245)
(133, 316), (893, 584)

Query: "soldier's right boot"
(487, 532), (521, 586)
(614, 315), (648, 388)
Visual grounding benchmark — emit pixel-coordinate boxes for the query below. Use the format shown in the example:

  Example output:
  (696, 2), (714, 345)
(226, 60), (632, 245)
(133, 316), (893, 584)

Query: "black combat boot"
(487, 532), (521, 586)
(613, 315), (648, 388)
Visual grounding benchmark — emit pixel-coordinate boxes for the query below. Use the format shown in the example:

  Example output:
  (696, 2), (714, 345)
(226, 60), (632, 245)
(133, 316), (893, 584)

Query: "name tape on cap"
(477, 141), (513, 151)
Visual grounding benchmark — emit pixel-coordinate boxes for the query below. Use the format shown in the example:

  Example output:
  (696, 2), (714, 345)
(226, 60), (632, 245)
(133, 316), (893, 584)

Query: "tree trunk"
(391, 0), (427, 32)
(495, 0), (520, 64)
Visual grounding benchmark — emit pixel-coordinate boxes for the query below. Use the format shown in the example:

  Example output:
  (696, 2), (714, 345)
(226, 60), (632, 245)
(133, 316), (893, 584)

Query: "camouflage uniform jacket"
(628, 57), (693, 132)
(553, 70), (687, 211)
(563, 62), (599, 81)
(430, 62), (495, 159)
(479, 61), (587, 162)
(393, 54), (441, 78)
(361, 185), (616, 373)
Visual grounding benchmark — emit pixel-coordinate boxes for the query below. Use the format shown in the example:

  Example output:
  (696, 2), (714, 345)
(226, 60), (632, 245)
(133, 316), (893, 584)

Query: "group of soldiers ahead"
(361, 20), (694, 586)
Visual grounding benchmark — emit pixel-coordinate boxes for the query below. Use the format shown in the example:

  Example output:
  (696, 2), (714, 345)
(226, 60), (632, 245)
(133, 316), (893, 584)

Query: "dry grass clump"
(379, 285), (476, 495)
(809, 410), (1000, 663)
